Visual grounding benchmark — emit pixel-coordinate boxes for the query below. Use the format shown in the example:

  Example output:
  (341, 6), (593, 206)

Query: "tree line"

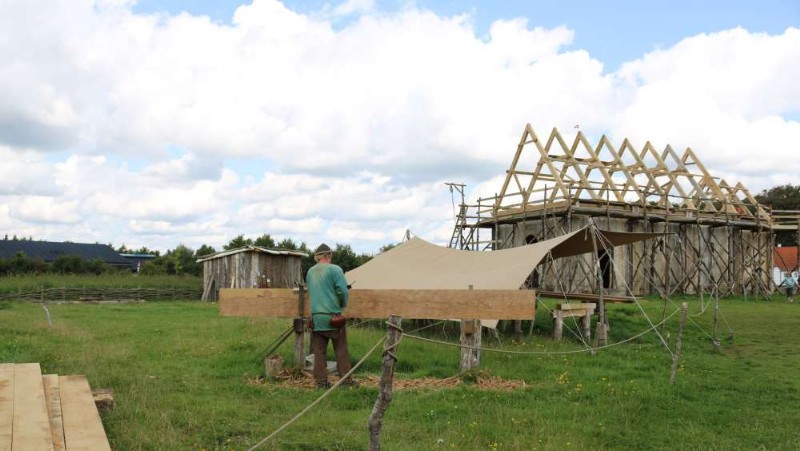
(121, 234), (381, 277)
(0, 253), (114, 276)
(0, 232), (389, 277)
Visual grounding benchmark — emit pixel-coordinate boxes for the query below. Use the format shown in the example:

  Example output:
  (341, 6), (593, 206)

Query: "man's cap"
(314, 243), (332, 255)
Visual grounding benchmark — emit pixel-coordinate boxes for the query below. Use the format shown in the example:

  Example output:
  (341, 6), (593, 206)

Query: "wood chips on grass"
(250, 370), (527, 391)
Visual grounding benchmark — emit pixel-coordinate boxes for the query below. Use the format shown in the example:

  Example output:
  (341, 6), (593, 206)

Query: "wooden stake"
(553, 310), (564, 341)
(712, 286), (720, 351)
(670, 302), (688, 385)
(589, 222), (608, 347)
(368, 315), (403, 451)
(294, 286), (306, 368)
(460, 286), (481, 373)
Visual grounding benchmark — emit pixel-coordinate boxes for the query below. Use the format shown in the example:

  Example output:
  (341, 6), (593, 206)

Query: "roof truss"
(494, 124), (770, 222)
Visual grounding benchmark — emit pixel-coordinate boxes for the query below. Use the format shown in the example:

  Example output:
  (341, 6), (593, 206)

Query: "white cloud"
(8, 196), (82, 224)
(0, 1), (797, 253)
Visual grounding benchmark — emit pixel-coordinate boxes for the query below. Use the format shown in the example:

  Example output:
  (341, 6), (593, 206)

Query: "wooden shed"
(198, 246), (308, 301)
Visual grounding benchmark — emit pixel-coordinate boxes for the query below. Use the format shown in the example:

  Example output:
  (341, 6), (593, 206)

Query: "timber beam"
(220, 288), (536, 320)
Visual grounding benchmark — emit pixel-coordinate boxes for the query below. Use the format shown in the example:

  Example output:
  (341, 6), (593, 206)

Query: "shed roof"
(196, 246), (308, 263)
(0, 240), (130, 266)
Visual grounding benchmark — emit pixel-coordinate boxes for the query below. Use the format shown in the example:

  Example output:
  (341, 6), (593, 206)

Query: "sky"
(1, 0), (799, 254)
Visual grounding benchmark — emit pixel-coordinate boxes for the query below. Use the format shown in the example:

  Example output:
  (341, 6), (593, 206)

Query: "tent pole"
(589, 220), (608, 347)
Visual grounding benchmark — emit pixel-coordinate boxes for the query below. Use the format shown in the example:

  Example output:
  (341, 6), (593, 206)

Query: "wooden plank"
(220, 288), (536, 320)
(12, 363), (54, 451)
(42, 374), (66, 451)
(552, 309), (590, 318)
(555, 303), (596, 311)
(0, 363), (13, 451)
(59, 375), (111, 451)
(539, 291), (634, 303)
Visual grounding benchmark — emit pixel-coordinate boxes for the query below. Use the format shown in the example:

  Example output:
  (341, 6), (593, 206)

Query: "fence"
(0, 286), (203, 302)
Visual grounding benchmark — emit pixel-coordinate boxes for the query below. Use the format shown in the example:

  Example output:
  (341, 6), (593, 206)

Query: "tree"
(379, 243), (398, 253)
(53, 255), (85, 274)
(224, 234), (252, 250)
(755, 184), (800, 211)
(253, 234), (276, 248)
(168, 244), (202, 276)
(277, 238), (298, 250)
(756, 184), (800, 246)
(332, 244), (373, 273)
(195, 244), (216, 258)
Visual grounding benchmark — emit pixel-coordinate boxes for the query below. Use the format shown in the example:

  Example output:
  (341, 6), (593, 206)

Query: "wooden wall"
(201, 252), (304, 302)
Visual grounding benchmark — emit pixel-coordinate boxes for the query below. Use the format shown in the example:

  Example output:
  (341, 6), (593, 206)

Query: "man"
(307, 243), (356, 388)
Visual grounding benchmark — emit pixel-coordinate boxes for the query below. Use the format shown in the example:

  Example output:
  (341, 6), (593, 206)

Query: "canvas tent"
(345, 225), (664, 291)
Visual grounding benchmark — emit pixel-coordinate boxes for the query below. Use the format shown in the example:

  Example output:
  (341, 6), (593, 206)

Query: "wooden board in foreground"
(220, 288), (536, 320)
(0, 363), (13, 451)
(12, 363), (53, 451)
(59, 375), (112, 451)
(42, 374), (66, 451)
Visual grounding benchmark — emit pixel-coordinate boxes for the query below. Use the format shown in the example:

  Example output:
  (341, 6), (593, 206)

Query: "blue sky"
(133, 0), (800, 70)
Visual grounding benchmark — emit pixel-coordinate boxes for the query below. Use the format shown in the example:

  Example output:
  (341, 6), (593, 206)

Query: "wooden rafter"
(493, 124), (771, 225)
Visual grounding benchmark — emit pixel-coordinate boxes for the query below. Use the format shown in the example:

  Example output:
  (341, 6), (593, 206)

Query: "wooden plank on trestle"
(220, 288), (536, 320)
(42, 374), (66, 451)
(0, 363), (14, 451)
(12, 363), (54, 451)
(59, 375), (111, 451)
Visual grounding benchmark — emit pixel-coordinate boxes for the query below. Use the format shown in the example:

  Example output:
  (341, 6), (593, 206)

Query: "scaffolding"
(449, 124), (799, 298)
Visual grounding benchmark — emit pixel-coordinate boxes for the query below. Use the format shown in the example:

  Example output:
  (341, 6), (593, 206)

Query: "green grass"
(1, 296), (799, 450)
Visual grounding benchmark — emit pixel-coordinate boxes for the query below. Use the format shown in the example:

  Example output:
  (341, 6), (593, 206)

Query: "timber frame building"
(450, 124), (800, 298)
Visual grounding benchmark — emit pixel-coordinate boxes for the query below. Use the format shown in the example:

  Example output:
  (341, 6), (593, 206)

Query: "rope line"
(246, 335), (386, 451)
(592, 229), (675, 355)
(597, 228), (724, 344)
(545, 249), (594, 349)
(255, 326), (294, 363)
(383, 320), (404, 361)
(405, 306), (680, 356)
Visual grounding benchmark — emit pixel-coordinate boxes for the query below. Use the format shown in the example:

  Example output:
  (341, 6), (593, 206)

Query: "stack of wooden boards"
(0, 363), (111, 451)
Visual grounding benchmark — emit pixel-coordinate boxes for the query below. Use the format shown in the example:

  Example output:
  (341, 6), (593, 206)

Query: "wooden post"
(368, 315), (403, 451)
(581, 309), (591, 341)
(660, 236), (671, 333)
(589, 221), (608, 347)
(460, 286), (481, 373)
(700, 286), (704, 311)
(669, 302), (688, 384)
(460, 319), (482, 372)
(294, 286), (307, 368)
(42, 305), (52, 327)
(712, 286), (720, 351)
(553, 310), (564, 341)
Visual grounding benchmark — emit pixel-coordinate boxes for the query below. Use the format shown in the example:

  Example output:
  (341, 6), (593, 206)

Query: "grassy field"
(1, 295), (798, 450)
(0, 274), (202, 294)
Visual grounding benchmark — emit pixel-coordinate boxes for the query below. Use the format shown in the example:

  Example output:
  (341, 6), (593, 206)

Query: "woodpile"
(0, 363), (111, 450)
